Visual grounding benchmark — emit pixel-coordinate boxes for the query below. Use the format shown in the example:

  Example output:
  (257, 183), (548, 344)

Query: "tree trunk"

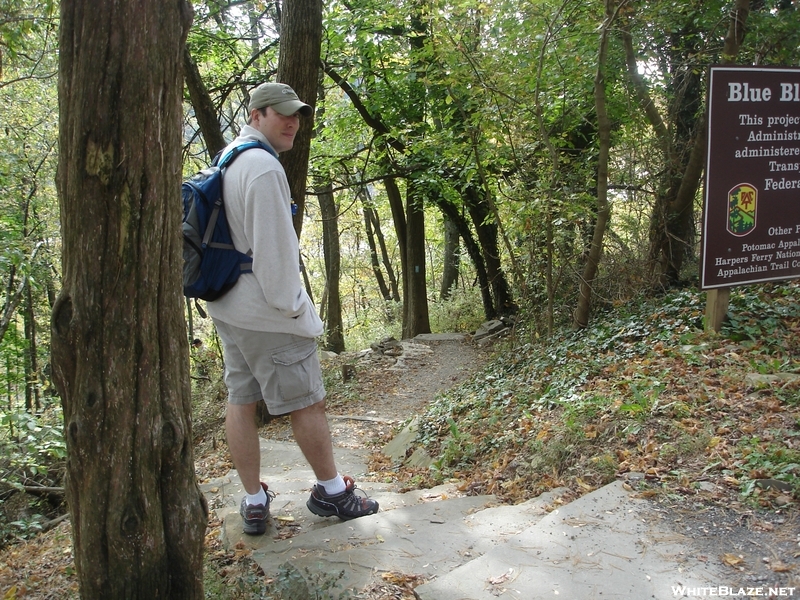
(369, 208), (400, 302)
(574, 0), (616, 329)
(23, 282), (39, 412)
(627, 3), (707, 287)
(404, 177), (431, 337)
(436, 200), (495, 319)
(1, 265), (25, 345)
(440, 216), (460, 300)
(318, 181), (345, 353)
(277, 0), (322, 239)
(403, 8), (431, 338)
(644, 0), (751, 286)
(363, 203), (393, 302)
(465, 186), (517, 316)
(384, 172), (407, 303)
(183, 47), (227, 158)
(51, 1), (206, 598)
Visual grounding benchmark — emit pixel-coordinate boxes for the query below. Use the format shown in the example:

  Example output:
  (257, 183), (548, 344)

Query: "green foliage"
(432, 417), (477, 471)
(183, 0), (282, 162)
(184, 0), (800, 351)
(732, 437), (800, 499)
(413, 281), (800, 503)
(722, 284), (800, 351)
(428, 285), (486, 334)
(0, 406), (66, 481)
(1, 0), (60, 424)
(0, 404), (65, 545)
(202, 556), (269, 600)
(0, 0), (57, 62)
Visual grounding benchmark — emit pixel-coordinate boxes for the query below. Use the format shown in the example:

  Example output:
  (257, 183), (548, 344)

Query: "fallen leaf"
(721, 553), (744, 567)
(381, 571), (425, 587)
(770, 562), (793, 573)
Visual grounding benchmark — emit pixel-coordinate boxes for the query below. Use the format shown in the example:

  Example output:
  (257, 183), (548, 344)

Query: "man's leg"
(294, 400), (380, 520)
(291, 399), (337, 481)
(226, 401), (262, 494)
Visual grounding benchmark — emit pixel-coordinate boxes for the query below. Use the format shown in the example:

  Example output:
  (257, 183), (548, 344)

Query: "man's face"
(251, 106), (300, 154)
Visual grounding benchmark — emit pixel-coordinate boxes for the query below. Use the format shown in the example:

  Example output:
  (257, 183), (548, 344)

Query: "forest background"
(7, 0), (800, 395)
(1, 0), (800, 595)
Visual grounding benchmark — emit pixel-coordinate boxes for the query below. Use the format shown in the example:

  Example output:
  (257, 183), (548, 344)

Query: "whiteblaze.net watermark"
(672, 587), (797, 597)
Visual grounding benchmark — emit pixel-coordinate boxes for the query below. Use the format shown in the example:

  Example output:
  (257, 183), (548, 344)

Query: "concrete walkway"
(200, 436), (729, 600)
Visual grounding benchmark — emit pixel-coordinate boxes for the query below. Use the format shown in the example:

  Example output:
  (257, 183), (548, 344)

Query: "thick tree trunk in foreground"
(52, 1), (207, 598)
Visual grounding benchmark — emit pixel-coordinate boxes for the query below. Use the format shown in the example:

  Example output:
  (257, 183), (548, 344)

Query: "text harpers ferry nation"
(701, 65), (800, 289)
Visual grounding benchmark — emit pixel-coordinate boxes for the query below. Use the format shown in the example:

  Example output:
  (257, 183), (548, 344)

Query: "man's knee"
(227, 401), (260, 422)
(293, 398), (326, 416)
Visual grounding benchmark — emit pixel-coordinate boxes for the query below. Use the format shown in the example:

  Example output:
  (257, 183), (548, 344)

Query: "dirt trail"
(262, 335), (492, 451)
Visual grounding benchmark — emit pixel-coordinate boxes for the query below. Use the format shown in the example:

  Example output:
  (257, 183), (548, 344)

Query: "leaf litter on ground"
(3, 282), (800, 598)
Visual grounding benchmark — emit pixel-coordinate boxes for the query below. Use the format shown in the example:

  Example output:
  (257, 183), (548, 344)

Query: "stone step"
(200, 434), (575, 594)
(413, 481), (728, 600)
(250, 487), (568, 592)
(201, 438), (480, 549)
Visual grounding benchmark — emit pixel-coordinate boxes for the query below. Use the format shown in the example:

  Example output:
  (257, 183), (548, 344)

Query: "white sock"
(317, 475), (345, 496)
(246, 486), (267, 506)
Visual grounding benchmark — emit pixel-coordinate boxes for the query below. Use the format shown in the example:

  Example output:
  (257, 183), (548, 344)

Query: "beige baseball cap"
(247, 82), (312, 117)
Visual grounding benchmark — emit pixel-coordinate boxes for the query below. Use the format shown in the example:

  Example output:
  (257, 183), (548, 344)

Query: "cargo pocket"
(271, 342), (322, 402)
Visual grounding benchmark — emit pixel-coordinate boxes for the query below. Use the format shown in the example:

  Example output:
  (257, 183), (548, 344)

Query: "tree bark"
(574, 0), (616, 328)
(625, 2), (708, 287)
(276, 0), (322, 239)
(404, 178), (431, 338)
(639, 0), (751, 287)
(369, 208), (400, 302)
(318, 181), (345, 353)
(435, 200), (495, 319)
(23, 282), (39, 412)
(721, 0), (750, 63)
(363, 204), (393, 301)
(402, 7), (431, 338)
(384, 172), (408, 303)
(183, 47), (227, 158)
(464, 186), (517, 316)
(440, 216), (460, 300)
(51, 1), (206, 598)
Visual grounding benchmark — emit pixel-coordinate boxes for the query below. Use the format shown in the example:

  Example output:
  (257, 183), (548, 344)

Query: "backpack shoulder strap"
(215, 140), (278, 169)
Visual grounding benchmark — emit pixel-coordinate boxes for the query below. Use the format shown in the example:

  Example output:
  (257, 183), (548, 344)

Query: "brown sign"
(701, 65), (800, 289)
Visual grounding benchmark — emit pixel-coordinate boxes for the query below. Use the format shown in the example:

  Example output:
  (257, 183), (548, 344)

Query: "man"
(207, 82), (379, 535)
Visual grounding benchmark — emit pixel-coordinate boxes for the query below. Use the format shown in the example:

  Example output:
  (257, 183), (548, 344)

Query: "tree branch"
(321, 61), (406, 154)
(620, 21), (669, 158)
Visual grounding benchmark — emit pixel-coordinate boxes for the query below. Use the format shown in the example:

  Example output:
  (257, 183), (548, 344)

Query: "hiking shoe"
(239, 482), (273, 535)
(307, 475), (379, 521)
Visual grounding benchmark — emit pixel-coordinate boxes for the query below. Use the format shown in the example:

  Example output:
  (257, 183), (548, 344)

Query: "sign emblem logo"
(727, 183), (757, 236)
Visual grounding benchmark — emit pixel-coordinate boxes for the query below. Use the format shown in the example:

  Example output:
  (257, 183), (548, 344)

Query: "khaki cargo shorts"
(213, 321), (325, 415)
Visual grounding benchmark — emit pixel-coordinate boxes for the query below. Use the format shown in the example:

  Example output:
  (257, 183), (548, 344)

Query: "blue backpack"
(181, 141), (277, 301)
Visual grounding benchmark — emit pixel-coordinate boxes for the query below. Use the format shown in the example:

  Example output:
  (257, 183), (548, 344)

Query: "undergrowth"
(400, 282), (800, 507)
(0, 401), (66, 547)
